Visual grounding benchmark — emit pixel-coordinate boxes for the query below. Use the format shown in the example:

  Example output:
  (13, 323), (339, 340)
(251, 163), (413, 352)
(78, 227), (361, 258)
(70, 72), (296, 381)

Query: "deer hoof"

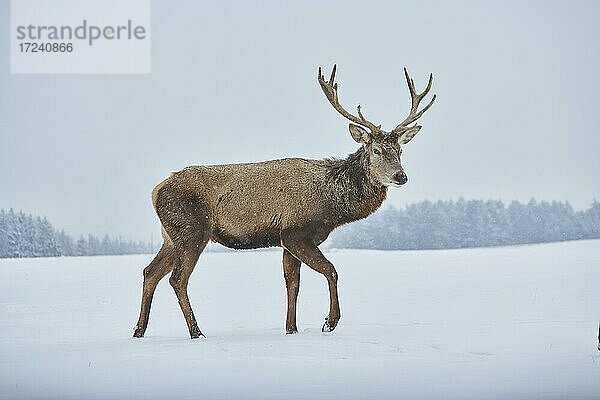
(133, 326), (145, 338)
(286, 328), (298, 335)
(190, 326), (205, 339)
(322, 317), (338, 333)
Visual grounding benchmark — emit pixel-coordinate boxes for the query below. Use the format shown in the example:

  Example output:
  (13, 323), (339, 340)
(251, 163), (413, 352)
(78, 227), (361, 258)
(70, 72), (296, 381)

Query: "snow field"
(1, 240), (599, 399)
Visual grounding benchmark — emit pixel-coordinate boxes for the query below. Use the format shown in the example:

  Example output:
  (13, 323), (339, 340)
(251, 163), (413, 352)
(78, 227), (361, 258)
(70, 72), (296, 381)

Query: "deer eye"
(373, 148), (382, 156)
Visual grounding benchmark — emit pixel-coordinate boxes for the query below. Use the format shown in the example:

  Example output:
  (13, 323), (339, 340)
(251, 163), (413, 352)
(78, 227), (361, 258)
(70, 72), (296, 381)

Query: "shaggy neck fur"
(323, 147), (388, 226)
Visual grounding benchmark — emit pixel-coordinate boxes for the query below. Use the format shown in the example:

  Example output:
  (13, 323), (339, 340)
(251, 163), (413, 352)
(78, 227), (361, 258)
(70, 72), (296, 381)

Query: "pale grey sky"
(1, 0), (599, 241)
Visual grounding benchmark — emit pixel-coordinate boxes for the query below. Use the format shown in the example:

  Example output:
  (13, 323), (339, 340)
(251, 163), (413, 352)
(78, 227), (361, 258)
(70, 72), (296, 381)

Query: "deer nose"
(393, 171), (408, 185)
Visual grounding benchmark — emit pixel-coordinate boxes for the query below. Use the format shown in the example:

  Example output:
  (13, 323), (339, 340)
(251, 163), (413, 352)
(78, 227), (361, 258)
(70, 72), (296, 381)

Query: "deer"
(133, 65), (436, 339)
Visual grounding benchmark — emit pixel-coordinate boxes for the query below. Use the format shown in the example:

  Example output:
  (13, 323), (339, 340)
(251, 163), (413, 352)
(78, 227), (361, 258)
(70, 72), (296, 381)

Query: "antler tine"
(424, 72), (434, 95)
(318, 65), (380, 134)
(358, 105), (381, 131)
(393, 68), (436, 133)
(357, 105), (367, 122)
(329, 64), (337, 84)
(404, 67), (417, 98)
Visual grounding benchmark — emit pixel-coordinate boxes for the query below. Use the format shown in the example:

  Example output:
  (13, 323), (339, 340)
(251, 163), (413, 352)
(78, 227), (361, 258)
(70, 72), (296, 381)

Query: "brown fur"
(133, 148), (388, 338)
(133, 65), (434, 338)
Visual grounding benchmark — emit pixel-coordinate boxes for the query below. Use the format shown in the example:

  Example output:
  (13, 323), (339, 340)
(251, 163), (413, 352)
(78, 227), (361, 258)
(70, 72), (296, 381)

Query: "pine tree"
(75, 236), (88, 256)
(0, 209), (8, 258)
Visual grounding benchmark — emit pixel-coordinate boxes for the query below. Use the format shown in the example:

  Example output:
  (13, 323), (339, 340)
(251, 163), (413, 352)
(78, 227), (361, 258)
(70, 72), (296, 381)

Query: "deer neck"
(324, 148), (388, 226)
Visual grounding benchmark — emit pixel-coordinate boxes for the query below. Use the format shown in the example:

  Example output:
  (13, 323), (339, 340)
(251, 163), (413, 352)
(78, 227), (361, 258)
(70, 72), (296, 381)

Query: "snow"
(1, 240), (599, 399)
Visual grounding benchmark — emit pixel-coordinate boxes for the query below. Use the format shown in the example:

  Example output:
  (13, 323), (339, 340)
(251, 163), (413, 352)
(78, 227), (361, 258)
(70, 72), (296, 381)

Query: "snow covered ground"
(1, 240), (599, 399)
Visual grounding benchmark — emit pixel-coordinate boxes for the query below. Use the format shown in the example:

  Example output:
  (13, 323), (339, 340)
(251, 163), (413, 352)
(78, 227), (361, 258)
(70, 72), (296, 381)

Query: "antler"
(318, 64), (381, 134)
(392, 68), (436, 133)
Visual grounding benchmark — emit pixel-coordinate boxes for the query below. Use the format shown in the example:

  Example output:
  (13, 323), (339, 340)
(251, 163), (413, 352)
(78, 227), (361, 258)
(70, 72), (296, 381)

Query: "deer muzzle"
(391, 171), (408, 186)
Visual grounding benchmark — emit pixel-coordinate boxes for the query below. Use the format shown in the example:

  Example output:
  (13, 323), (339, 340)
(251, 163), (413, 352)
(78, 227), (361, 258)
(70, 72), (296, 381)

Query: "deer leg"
(169, 240), (208, 339)
(168, 237), (208, 339)
(282, 249), (301, 334)
(281, 232), (340, 333)
(155, 184), (212, 339)
(133, 243), (175, 338)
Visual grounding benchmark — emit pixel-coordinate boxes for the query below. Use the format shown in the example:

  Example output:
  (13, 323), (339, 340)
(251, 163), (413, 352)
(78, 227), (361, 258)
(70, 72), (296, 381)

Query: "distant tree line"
(2, 200), (600, 257)
(328, 199), (600, 250)
(0, 208), (156, 258)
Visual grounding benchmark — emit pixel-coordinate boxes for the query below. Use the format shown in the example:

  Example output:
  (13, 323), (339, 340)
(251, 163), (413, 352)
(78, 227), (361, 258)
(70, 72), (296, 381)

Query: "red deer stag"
(133, 65), (436, 338)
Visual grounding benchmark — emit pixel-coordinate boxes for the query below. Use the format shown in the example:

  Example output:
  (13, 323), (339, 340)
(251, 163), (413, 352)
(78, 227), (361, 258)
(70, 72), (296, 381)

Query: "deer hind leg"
(281, 231), (340, 333)
(156, 185), (211, 339)
(169, 237), (208, 339)
(133, 242), (176, 338)
(282, 249), (301, 334)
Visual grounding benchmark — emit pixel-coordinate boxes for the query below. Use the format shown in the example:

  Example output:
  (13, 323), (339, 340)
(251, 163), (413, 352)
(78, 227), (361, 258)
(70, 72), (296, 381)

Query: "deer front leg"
(281, 231), (340, 333)
(282, 249), (301, 334)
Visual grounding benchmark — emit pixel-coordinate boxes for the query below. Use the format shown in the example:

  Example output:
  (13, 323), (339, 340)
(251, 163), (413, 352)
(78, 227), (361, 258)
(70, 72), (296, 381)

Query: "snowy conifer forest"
(0, 209), (156, 258)
(329, 199), (600, 249)
(2, 199), (599, 258)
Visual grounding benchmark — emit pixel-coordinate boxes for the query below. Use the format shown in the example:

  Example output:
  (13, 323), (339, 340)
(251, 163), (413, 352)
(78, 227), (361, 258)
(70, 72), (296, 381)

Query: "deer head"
(318, 65), (436, 187)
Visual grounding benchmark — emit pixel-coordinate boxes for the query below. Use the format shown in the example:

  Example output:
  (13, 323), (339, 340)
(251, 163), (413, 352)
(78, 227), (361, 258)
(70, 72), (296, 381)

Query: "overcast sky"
(1, 0), (599, 241)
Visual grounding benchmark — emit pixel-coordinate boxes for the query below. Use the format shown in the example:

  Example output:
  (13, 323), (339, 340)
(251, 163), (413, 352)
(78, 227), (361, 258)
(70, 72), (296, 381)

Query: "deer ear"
(397, 125), (422, 145)
(349, 124), (370, 144)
